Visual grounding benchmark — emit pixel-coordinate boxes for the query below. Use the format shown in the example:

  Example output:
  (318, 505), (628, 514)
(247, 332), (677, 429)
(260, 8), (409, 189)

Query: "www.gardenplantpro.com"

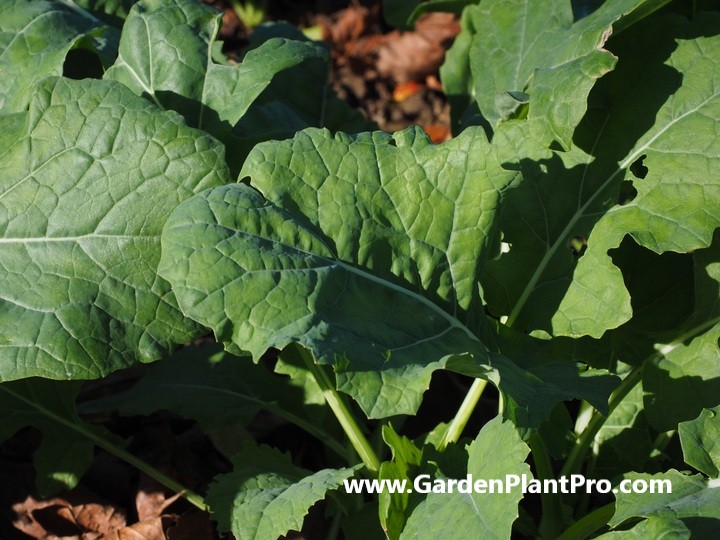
(1, 0), (719, 538)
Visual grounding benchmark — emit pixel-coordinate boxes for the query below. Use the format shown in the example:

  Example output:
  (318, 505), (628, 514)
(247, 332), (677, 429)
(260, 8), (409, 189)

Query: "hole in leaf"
(567, 235), (587, 258)
(63, 48), (103, 80)
(630, 154), (648, 179)
(618, 180), (638, 205)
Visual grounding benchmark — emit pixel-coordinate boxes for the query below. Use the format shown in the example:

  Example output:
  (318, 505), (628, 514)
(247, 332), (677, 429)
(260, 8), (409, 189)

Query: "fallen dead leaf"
(393, 81), (424, 102)
(13, 494), (126, 540)
(423, 123), (451, 143)
(103, 516), (177, 540)
(377, 13), (460, 83)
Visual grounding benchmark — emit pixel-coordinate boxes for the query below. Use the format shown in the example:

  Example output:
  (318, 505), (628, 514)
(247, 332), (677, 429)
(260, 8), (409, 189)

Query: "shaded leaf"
(643, 230), (720, 430)
(596, 515), (690, 539)
(378, 425), (423, 539)
(81, 343), (346, 459)
(0, 380), (101, 496)
(207, 444), (358, 540)
(483, 15), (720, 338)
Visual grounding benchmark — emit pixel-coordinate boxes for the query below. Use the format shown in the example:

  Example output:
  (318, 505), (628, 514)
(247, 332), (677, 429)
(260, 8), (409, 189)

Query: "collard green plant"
(1, 0), (719, 538)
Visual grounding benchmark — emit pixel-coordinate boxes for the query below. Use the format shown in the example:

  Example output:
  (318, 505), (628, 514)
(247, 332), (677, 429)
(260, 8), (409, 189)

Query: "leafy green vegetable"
(441, 0), (664, 145)
(482, 14), (720, 338)
(400, 417), (531, 539)
(160, 126), (514, 418)
(609, 404), (720, 536)
(160, 126), (617, 424)
(678, 406), (720, 479)
(104, 0), (327, 174)
(0, 0), (118, 114)
(0, 380), (101, 496)
(379, 424), (423, 539)
(207, 444), (359, 540)
(0, 76), (228, 381)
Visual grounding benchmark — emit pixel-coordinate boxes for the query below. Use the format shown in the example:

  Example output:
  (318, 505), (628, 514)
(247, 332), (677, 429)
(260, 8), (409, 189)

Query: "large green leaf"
(104, 0), (327, 173)
(483, 15), (720, 338)
(440, 0), (664, 145)
(0, 379), (122, 497)
(207, 444), (359, 540)
(400, 417), (531, 539)
(0, 76), (229, 380)
(160, 126), (617, 423)
(161, 126), (512, 418)
(0, 0), (117, 113)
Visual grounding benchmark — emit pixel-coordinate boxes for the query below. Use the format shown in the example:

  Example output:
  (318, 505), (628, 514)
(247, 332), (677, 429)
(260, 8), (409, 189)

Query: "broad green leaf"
(483, 15), (720, 338)
(161, 126), (617, 424)
(678, 407), (720, 479)
(596, 516), (690, 539)
(207, 444), (359, 540)
(609, 470), (720, 536)
(379, 425), (423, 539)
(0, 379), (121, 496)
(0, 77), (229, 381)
(643, 230), (720, 430)
(80, 342), (346, 460)
(104, 0), (327, 173)
(0, 0), (118, 113)
(400, 417), (531, 539)
(161, 126), (513, 418)
(440, 0), (663, 145)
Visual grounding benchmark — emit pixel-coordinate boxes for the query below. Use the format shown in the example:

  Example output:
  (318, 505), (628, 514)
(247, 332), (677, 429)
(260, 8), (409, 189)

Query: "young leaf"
(0, 77), (229, 381)
(440, 0), (657, 145)
(207, 444), (359, 540)
(678, 407), (720, 479)
(104, 0), (327, 172)
(0, 0), (118, 113)
(483, 15), (720, 338)
(0, 379), (120, 497)
(378, 425), (423, 539)
(400, 416), (531, 539)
